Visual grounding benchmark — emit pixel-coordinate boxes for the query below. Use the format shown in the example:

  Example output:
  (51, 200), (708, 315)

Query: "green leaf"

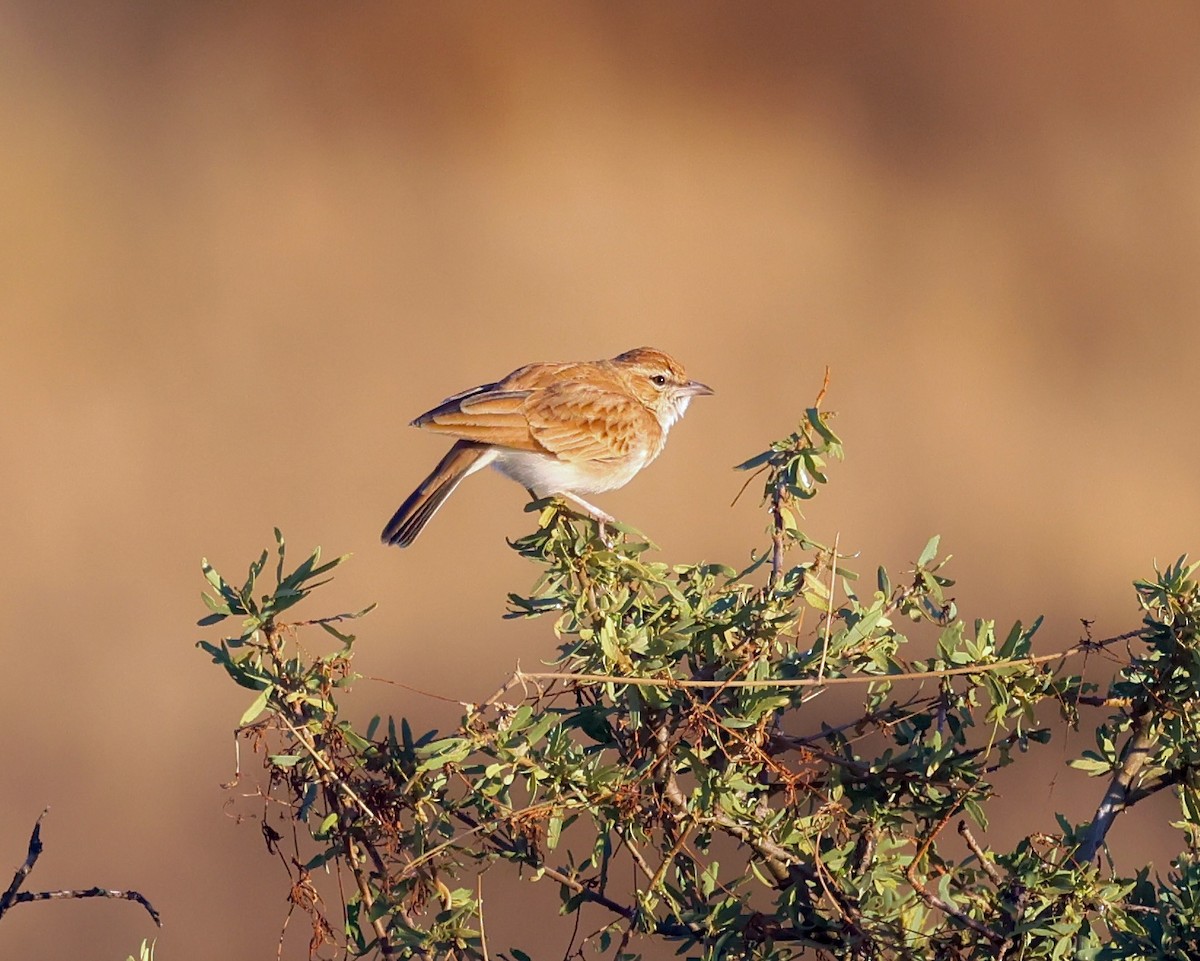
(918, 535), (941, 567)
(414, 737), (472, 772)
(318, 620), (356, 644)
(523, 711), (561, 745)
(877, 565), (891, 597)
(200, 591), (232, 616)
(963, 795), (989, 831)
(733, 449), (774, 472)
(247, 549), (268, 590)
(239, 686), (274, 726)
(202, 558), (228, 593)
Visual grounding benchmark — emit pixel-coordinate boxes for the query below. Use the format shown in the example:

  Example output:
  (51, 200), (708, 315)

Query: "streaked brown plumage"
(381, 347), (712, 547)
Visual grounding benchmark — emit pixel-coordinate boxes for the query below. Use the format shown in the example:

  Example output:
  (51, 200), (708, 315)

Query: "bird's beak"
(683, 380), (714, 397)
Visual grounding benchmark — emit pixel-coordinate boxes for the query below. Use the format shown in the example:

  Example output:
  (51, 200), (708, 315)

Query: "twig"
(768, 475), (787, 591)
(0, 809), (161, 928)
(275, 875), (294, 961)
(996, 886), (1029, 961)
(809, 834), (871, 944)
(622, 834), (658, 886)
(729, 367), (825, 508)
(0, 808), (45, 919)
(366, 675), (473, 705)
(505, 628), (1138, 690)
(342, 823), (397, 958)
(957, 821), (1029, 961)
(648, 720), (796, 887)
(476, 669), (524, 711)
(905, 800), (1003, 945)
(816, 532), (840, 682)
(12, 887), (162, 927)
(957, 821), (1003, 886)
(477, 874), (490, 961)
(729, 465), (768, 509)
(453, 811), (835, 947)
(813, 366), (832, 408)
(279, 716), (381, 825)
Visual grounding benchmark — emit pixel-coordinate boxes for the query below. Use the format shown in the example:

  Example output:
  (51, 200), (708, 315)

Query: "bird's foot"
(554, 492), (617, 546)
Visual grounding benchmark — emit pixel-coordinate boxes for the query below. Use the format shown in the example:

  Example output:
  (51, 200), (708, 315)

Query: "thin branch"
(0, 810), (161, 928)
(12, 887), (162, 927)
(957, 820), (1033, 961)
(813, 366), (832, 408)
(647, 718), (797, 887)
(476, 874), (490, 961)
(506, 628), (1136, 690)
(343, 826), (396, 958)
(768, 476), (787, 590)
(621, 834), (657, 886)
(957, 821), (1003, 886)
(454, 809), (638, 927)
(729, 464), (767, 509)
(476, 670), (524, 711)
(279, 715), (381, 825)
(776, 693), (932, 749)
(905, 801), (1003, 945)
(455, 795), (834, 947)
(0, 808), (46, 920)
(365, 675), (474, 705)
(816, 532), (840, 682)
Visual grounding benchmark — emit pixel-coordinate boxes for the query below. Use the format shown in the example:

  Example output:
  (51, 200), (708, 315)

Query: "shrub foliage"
(199, 405), (1200, 960)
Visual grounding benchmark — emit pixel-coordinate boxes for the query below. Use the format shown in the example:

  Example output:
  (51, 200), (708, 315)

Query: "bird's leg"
(554, 492), (616, 545)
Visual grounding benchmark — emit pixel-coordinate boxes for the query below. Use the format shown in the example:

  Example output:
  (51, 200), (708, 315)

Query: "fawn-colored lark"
(381, 347), (712, 547)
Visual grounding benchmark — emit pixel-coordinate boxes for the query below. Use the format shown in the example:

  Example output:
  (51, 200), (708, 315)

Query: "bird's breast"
(490, 446), (655, 495)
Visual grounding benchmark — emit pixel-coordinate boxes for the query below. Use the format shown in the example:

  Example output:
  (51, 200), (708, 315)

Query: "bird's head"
(613, 347), (714, 429)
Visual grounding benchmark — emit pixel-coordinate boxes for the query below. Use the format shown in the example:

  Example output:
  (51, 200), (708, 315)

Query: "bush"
(199, 404), (1200, 960)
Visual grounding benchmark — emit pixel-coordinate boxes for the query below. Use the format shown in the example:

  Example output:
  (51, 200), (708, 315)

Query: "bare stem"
(343, 828), (399, 958)
(0, 809), (161, 928)
(0, 808), (46, 920)
(905, 805), (1003, 946)
(768, 479), (786, 590)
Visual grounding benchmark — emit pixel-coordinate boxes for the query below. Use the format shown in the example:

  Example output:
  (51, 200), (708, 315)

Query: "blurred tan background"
(3, 2), (1200, 958)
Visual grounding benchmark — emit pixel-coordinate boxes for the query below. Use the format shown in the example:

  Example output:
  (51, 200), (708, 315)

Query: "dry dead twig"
(0, 808), (161, 928)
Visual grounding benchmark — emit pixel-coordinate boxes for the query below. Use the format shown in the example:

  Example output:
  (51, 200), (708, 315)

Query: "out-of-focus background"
(3, 3), (1200, 958)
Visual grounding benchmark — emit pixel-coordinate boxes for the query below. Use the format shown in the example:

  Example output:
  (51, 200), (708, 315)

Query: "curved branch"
(0, 810), (161, 928)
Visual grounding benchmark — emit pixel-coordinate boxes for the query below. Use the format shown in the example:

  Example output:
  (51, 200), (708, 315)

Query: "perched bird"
(381, 347), (713, 547)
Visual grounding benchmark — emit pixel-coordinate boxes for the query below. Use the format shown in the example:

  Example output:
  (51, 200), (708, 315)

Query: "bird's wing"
(412, 361), (660, 461)
(413, 387), (543, 452)
(410, 363), (550, 450)
(524, 384), (660, 463)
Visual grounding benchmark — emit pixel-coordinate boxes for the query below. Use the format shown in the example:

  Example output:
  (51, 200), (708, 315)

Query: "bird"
(381, 347), (713, 548)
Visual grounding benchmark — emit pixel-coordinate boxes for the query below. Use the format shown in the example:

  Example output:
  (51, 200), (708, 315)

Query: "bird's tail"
(381, 441), (494, 548)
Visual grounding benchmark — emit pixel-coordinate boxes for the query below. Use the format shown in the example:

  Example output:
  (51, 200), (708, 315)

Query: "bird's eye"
(650, 374), (668, 387)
